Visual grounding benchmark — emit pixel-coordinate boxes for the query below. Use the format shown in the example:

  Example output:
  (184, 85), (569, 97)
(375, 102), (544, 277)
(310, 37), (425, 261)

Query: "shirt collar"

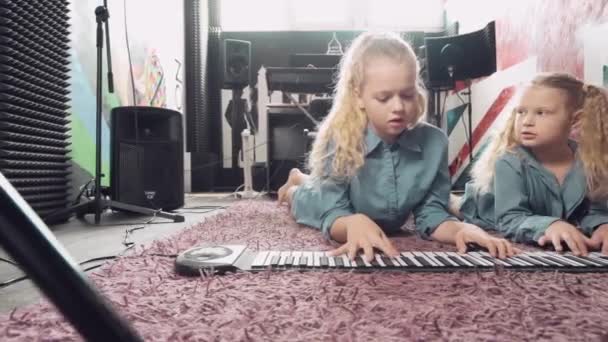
(516, 140), (578, 169)
(364, 125), (422, 156)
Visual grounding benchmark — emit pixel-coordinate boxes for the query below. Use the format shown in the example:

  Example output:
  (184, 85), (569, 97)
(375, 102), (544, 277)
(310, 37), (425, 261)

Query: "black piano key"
(334, 256), (344, 267)
(572, 255), (608, 267)
(568, 255), (605, 267)
(270, 255), (280, 267)
(398, 256), (415, 267)
(354, 257), (365, 267)
(494, 257), (522, 267)
(299, 256), (308, 267)
(540, 255), (572, 267)
(285, 256), (294, 266)
(447, 253), (475, 267)
(320, 256), (329, 267)
(444, 255), (468, 267)
(461, 255), (487, 267)
(528, 254), (564, 267)
(587, 254), (608, 266)
(381, 256), (394, 267)
(434, 255), (455, 267)
(370, 257), (380, 267)
(478, 255), (504, 266)
(514, 255), (548, 267)
(414, 256), (432, 267)
(592, 253), (608, 260)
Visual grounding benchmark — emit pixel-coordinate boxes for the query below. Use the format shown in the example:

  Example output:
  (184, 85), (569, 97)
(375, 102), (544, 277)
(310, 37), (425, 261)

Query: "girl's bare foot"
(277, 168), (303, 206)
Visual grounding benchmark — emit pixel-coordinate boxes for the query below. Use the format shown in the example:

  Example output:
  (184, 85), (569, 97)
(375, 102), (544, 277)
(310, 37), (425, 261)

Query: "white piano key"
(434, 252), (460, 267)
(251, 251), (270, 268)
(375, 254), (387, 267)
(425, 252), (447, 267)
(325, 251), (336, 267)
(313, 251), (323, 267)
(291, 251), (302, 266)
(514, 254), (548, 267)
(278, 251), (290, 266)
(389, 257), (402, 267)
(402, 252), (424, 267)
(393, 256), (407, 267)
(590, 252), (608, 259)
(390, 256), (402, 267)
(464, 253), (493, 267)
(341, 254), (352, 267)
(361, 255), (372, 267)
(445, 252), (475, 267)
(412, 252), (439, 267)
(587, 253), (608, 266)
(528, 252), (564, 267)
(563, 253), (603, 267)
(545, 252), (585, 267)
(475, 252), (512, 267)
(264, 251), (281, 266)
(301, 251), (313, 267)
(504, 255), (532, 267)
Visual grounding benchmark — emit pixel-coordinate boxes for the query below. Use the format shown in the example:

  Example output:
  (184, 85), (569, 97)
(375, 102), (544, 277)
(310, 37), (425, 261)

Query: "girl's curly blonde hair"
(308, 31), (427, 181)
(471, 72), (608, 200)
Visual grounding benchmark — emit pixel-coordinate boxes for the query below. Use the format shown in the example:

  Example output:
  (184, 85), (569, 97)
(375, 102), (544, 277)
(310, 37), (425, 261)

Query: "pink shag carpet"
(2, 200), (608, 341)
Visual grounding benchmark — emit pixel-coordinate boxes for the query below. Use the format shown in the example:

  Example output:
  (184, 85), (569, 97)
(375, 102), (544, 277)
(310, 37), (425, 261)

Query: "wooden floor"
(0, 193), (246, 313)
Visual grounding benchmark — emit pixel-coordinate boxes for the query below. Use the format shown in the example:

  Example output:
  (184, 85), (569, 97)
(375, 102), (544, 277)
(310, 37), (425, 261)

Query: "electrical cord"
(1, 210), (167, 289)
(0, 257), (18, 267)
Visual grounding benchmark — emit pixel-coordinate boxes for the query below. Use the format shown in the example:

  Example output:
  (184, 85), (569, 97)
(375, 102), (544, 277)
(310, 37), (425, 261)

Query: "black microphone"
(103, 0), (114, 93)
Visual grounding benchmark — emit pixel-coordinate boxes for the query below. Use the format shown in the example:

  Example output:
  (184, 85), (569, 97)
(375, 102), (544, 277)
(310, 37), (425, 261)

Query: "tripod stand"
(44, 3), (183, 224)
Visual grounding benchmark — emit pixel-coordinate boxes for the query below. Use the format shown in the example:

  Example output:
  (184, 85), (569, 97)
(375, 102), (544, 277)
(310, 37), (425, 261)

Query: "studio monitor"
(221, 39), (251, 89)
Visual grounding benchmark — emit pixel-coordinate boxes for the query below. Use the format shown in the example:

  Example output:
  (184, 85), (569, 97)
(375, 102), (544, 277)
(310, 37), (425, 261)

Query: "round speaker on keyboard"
(175, 245), (248, 276)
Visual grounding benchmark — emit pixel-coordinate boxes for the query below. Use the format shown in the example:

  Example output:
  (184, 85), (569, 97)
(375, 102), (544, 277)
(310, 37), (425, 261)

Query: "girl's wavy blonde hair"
(471, 72), (608, 200)
(308, 31), (427, 181)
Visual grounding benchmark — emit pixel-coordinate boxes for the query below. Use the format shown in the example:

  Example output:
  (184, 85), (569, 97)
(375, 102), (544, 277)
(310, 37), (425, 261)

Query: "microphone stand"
(44, 4), (184, 224)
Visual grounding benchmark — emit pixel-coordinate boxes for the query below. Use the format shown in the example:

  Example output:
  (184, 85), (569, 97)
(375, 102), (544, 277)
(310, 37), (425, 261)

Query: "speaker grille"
(110, 107), (184, 210)
(0, 0), (72, 217)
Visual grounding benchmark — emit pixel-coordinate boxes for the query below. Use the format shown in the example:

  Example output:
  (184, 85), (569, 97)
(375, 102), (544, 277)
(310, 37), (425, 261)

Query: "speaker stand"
(44, 4), (184, 225)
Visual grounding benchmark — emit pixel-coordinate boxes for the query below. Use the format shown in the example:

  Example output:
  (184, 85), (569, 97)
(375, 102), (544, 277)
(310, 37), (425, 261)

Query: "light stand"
(232, 88), (260, 199)
(44, 4), (184, 224)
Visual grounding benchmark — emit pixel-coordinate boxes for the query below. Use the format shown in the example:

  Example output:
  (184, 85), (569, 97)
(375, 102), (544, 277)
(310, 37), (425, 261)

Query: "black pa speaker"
(110, 107), (184, 210)
(221, 39), (251, 89)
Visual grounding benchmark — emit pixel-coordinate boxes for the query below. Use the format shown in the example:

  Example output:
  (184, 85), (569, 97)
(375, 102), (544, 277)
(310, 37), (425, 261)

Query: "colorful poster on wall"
(446, 0), (608, 186)
(68, 0), (184, 190)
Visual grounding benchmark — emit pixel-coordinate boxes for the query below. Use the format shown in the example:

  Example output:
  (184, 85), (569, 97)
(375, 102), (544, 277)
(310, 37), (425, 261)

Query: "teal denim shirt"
(460, 143), (608, 243)
(291, 122), (457, 240)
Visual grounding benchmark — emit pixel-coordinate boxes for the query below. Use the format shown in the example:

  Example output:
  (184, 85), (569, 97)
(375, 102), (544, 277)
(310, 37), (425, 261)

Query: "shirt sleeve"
(412, 136), (458, 239)
(494, 158), (561, 243)
(579, 199), (608, 235)
(291, 179), (354, 240)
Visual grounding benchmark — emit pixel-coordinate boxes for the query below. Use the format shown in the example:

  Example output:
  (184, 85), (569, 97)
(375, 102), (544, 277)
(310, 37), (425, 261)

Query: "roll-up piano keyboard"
(174, 245), (608, 276)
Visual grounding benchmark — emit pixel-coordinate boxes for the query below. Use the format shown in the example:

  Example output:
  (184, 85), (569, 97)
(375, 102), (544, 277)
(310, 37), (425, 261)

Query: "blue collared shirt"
(460, 142), (608, 243)
(291, 122), (457, 240)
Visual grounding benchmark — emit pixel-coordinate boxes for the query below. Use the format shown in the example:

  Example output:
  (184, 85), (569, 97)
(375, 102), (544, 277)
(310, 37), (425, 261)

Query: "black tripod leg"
(43, 201), (95, 224)
(108, 200), (185, 222)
